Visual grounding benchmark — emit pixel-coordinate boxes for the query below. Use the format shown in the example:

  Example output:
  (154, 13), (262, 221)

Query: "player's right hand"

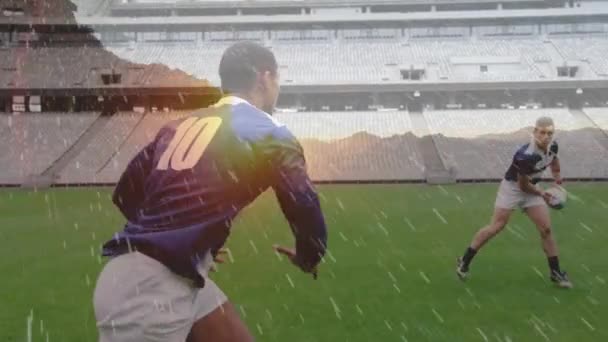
(541, 191), (554, 204)
(273, 244), (318, 279)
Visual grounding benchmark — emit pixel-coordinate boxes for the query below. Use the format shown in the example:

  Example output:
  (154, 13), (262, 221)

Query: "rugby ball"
(546, 186), (567, 210)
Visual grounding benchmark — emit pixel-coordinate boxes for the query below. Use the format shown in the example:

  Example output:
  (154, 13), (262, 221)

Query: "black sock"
(461, 247), (477, 270)
(548, 256), (561, 273)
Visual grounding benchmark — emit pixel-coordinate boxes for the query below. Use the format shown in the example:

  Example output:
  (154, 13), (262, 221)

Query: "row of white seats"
(107, 38), (608, 85)
(552, 38), (608, 76)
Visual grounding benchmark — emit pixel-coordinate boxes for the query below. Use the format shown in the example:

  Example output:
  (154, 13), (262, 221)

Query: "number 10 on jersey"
(157, 117), (223, 171)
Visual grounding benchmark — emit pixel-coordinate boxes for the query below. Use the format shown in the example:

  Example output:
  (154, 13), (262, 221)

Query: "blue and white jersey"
(504, 140), (558, 184)
(102, 96), (327, 285)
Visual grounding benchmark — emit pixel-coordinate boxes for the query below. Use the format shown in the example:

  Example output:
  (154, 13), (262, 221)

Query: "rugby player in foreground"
(93, 41), (327, 341)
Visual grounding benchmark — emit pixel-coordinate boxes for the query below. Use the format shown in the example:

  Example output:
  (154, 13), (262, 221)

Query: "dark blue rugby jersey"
(504, 140), (558, 184)
(102, 97), (327, 285)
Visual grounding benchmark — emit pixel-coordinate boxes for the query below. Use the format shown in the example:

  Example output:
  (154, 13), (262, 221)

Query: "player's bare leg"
(525, 204), (558, 256)
(525, 204), (572, 288)
(457, 207), (513, 280)
(187, 301), (255, 342)
(470, 207), (513, 250)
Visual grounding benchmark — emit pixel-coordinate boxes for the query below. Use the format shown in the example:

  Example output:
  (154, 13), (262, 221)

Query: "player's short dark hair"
(535, 116), (554, 128)
(219, 41), (278, 94)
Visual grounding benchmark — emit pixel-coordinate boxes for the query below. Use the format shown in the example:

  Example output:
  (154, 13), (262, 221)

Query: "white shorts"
(495, 179), (546, 210)
(93, 251), (227, 342)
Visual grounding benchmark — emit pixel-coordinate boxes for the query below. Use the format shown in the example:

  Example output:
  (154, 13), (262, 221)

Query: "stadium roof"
(4, 79), (608, 96)
(79, 6), (608, 26)
(3, 6), (608, 27)
(111, 0), (546, 9)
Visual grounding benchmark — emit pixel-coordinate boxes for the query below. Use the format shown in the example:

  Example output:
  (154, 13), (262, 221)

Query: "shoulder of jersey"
(517, 143), (534, 156)
(159, 115), (191, 133)
(240, 103), (284, 126)
(254, 105), (284, 127)
(227, 103), (290, 142)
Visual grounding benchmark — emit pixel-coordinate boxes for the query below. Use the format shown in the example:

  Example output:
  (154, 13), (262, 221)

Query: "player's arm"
(517, 173), (544, 196)
(550, 151), (563, 185)
(112, 138), (157, 222)
(263, 126), (327, 274)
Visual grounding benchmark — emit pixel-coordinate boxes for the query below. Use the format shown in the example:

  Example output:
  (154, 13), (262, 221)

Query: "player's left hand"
(554, 177), (563, 186)
(273, 244), (318, 279)
(210, 248), (228, 272)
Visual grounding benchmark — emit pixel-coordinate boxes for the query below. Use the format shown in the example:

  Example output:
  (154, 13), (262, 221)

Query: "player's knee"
(539, 226), (552, 239)
(491, 220), (507, 233)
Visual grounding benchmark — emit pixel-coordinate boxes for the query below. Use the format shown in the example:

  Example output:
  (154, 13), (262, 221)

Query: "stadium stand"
(272, 42), (402, 84)
(585, 107), (608, 133)
(274, 111), (425, 181)
(36, 108), (605, 184)
(551, 38), (608, 77)
(2, 5), (608, 184)
(88, 110), (424, 182)
(1, 0), (76, 19)
(408, 111), (455, 184)
(6, 31), (607, 89)
(103, 37), (608, 85)
(423, 109), (608, 179)
(1, 108), (607, 185)
(107, 42), (224, 85)
(59, 111), (144, 184)
(0, 47), (207, 88)
(96, 110), (190, 182)
(108, 0), (555, 12)
(273, 110), (415, 140)
(0, 112), (98, 184)
(423, 109), (587, 138)
(72, 0), (110, 16)
(404, 39), (552, 81)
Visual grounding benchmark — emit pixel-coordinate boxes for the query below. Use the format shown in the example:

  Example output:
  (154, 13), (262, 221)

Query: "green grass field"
(1, 183), (607, 342)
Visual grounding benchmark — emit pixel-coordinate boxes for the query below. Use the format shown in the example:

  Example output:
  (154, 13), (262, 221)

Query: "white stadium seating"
(585, 107), (608, 133)
(103, 37), (608, 85)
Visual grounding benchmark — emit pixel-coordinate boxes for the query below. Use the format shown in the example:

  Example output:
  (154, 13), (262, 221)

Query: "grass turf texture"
(1, 183), (607, 341)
